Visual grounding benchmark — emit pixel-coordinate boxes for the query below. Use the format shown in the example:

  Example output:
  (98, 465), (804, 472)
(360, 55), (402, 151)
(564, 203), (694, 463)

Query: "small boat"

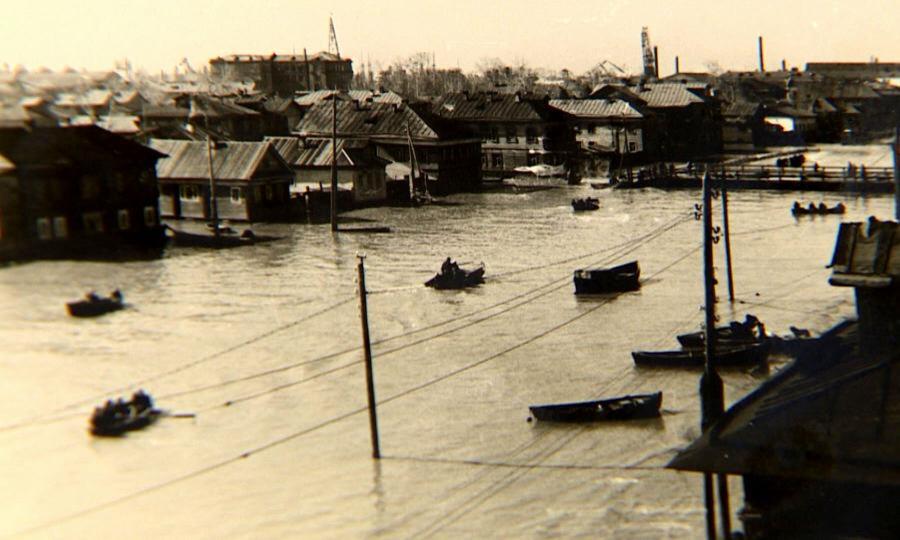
(425, 262), (485, 290)
(529, 392), (662, 422)
(66, 290), (124, 318)
(89, 390), (161, 436)
(573, 261), (640, 294)
(571, 197), (600, 211)
(632, 342), (770, 368)
(513, 164), (566, 178)
(791, 202), (846, 216)
(165, 226), (277, 249)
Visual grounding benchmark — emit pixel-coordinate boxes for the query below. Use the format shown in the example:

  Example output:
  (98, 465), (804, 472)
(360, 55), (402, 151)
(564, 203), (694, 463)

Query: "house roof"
(830, 219), (900, 288)
(213, 51), (348, 63)
(0, 126), (164, 168)
(294, 100), (473, 142)
(265, 136), (302, 164)
(0, 153), (15, 174)
(548, 98), (643, 119)
(294, 89), (404, 108)
(293, 138), (387, 168)
(625, 83), (708, 108)
(431, 92), (570, 122)
(55, 89), (112, 109)
(149, 139), (289, 181)
(722, 101), (761, 118)
(667, 318), (900, 486)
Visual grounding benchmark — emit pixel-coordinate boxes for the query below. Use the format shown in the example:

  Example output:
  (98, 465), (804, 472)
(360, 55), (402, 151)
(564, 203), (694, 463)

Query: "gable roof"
(0, 125), (164, 167)
(549, 98), (644, 119)
(149, 139), (289, 181)
(293, 100), (472, 142)
(431, 92), (568, 122)
(293, 138), (387, 168)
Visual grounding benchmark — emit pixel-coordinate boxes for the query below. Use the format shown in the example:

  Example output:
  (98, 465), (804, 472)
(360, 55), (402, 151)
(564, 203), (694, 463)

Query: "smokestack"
(653, 46), (659, 78)
(781, 59), (786, 71)
(758, 36), (765, 72)
(675, 56), (680, 74)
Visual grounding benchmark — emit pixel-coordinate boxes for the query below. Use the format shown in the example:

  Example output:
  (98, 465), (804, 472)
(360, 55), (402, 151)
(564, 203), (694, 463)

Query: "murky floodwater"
(0, 184), (892, 539)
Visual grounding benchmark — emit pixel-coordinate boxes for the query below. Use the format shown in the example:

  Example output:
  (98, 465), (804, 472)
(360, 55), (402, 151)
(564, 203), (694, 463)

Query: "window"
(143, 207), (156, 227)
(80, 175), (101, 200)
(117, 210), (130, 230)
(265, 185), (273, 201)
(525, 128), (538, 145)
(254, 186), (262, 202)
(83, 212), (104, 234)
(52, 217), (68, 238)
(36, 218), (52, 240)
(481, 153), (489, 168)
(181, 184), (200, 201)
(629, 142), (637, 152)
(505, 128), (517, 143)
(489, 128), (499, 143)
(492, 153), (503, 168)
(231, 187), (243, 203)
(589, 124), (597, 134)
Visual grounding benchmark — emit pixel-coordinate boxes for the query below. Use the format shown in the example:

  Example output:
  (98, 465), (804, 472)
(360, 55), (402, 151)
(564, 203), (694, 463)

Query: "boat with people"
(425, 258), (485, 290)
(632, 341), (771, 368)
(791, 201), (846, 216)
(165, 225), (277, 248)
(573, 261), (640, 294)
(571, 197), (600, 212)
(89, 390), (161, 436)
(66, 290), (125, 318)
(676, 314), (764, 349)
(529, 392), (662, 423)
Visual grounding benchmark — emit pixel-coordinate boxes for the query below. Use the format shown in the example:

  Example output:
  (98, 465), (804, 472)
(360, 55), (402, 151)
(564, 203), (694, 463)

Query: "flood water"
(0, 185), (892, 539)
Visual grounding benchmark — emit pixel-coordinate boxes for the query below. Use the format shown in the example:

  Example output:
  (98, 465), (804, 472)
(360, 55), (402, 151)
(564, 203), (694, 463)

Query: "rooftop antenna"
(328, 15), (341, 58)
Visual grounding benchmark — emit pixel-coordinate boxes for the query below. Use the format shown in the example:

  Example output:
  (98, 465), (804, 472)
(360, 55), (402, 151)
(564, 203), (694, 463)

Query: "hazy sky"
(1, 0), (898, 76)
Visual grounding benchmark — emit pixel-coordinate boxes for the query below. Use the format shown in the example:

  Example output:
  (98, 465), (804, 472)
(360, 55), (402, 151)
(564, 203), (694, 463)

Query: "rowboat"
(572, 197), (600, 211)
(632, 342), (770, 368)
(529, 392), (662, 422)
(90, 390), (160, 436)
(425, 263), (485, 290)
(66, 290), (124, 318)
(573, 261), (640, 294)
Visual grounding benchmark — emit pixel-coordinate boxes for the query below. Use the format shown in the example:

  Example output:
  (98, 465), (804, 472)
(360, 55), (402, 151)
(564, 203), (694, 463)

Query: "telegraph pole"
(720, 173), (735, 302)
(330, 95), (338, 232)
(357, 255), (381, 458)
(700, 173), (730, 539)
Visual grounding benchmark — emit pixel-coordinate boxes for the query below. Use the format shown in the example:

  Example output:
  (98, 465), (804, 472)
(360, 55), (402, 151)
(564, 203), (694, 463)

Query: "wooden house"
(0, 126), (166, 261)
(150, 139), (295, 222)
(293, 97), (481, 196)
(431, 91), (577, 179)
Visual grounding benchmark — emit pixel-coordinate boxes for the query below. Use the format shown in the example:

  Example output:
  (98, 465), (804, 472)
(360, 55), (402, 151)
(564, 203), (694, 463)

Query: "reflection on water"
(0, 186), (890, 538)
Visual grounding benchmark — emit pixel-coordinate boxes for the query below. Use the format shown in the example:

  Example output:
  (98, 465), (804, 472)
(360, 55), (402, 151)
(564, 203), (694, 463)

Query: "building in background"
(209, 53), (354, 95)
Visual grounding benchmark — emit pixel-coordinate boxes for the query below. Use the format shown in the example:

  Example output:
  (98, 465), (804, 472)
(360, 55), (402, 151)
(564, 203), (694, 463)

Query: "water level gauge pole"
(720, 172), (735, 302)
(357, 255), (381, 458)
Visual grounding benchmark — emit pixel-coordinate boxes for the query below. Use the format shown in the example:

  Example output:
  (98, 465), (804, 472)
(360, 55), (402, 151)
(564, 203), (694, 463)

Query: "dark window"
(525, 128), (538, 144)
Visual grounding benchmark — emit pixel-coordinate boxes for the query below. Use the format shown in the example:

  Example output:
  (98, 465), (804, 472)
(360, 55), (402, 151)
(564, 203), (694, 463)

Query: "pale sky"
(1, 0), (898, 76)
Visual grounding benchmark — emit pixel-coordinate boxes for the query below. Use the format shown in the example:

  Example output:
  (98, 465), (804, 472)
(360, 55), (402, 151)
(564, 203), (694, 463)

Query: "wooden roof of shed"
(149, 139), (290, 181)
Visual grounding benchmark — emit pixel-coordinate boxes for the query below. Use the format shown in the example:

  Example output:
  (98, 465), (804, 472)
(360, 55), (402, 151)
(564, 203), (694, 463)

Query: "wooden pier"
(614, 163), (895, 193)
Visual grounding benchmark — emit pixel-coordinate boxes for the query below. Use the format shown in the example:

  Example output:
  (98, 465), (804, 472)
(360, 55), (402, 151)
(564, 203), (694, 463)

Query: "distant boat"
(66, 290), (124, 318)
(632, 342), (770, 368)
(529, 392), (662, 422)
(571, 197), (600, 211)
(676, 319), (761, 349)
(165, 225), (277, 249)
(791, 202), (846, 216)
(89, 390), (161, 436)
(514, 164), (566, 178)
(573, 261), (640, 294)
(425, 263), (485, 290)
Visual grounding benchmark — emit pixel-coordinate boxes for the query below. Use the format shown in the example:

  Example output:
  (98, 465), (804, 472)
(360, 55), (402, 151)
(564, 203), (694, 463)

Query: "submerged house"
(293, 97), (481, 196)
(431, 91), (577, 179)
(0, 126), (166, 261)
(669, 218), (900, 539)
(150, 139), (295, 222)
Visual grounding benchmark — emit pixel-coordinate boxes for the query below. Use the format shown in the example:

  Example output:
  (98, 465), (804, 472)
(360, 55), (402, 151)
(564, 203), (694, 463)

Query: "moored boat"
(66, 290), (124, 318)
(529, 392), (662, 422)
(791, 202), (846, 216)
(632, 342), (770, 368)
(573, 261), (640, 294)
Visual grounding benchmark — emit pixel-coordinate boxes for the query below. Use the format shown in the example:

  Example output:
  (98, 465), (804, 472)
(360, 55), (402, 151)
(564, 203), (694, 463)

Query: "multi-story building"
(209, 52), (353, 95)
(431, 92), (577, 179)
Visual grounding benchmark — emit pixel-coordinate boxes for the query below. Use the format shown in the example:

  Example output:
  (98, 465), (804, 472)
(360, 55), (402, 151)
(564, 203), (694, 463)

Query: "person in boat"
(86, 291), (100, 302)
(835, 202), (845, 212)
(441, 257), (453, 276)
(792, 201), (801, 213)
(111, 289), (123, 302)
(818, 202), (828, 212)
(132, 390), (153, 411)
(807, 202), (816, 212)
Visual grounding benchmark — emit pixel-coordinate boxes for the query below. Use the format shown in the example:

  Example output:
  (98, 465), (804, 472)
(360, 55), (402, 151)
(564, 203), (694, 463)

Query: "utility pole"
(893, 127), (899, 220)
(700, 173), (730, 539)
(720, 173), (735, 302)
(330, 95), (338, 232)
(357, 255), (381, 459)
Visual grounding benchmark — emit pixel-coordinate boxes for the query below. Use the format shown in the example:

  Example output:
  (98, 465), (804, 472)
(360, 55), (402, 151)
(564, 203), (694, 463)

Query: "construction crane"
(328, 15), (341, 58)
(641, 27), (656, 78)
